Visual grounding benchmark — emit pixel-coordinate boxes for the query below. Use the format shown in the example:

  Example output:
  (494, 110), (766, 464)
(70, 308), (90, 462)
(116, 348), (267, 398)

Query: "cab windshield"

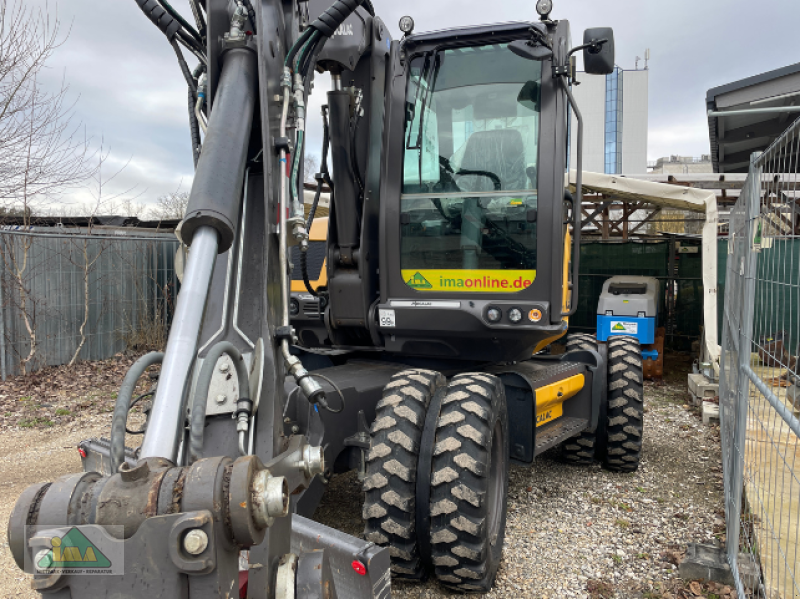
(400, 43), (541, 293)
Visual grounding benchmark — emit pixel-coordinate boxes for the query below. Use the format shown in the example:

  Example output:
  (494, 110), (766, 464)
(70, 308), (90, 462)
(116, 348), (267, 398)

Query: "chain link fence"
(719, 117), (800, 598)
(0, 228), (180, 377)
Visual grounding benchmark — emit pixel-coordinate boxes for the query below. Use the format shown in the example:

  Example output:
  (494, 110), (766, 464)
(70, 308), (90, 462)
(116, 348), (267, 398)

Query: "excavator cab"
(300, 19), (605, 362)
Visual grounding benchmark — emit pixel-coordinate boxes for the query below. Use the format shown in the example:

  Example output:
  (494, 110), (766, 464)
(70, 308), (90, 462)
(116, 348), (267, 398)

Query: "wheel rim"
(486, 419), (505, 547)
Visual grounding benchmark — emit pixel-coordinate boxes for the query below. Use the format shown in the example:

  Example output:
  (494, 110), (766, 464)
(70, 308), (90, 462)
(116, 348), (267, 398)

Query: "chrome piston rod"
(140, 225), (218, 461)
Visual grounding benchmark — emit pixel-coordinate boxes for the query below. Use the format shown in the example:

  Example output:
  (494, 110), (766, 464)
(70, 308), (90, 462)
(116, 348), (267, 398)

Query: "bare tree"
(304, 153), (320, 184)
(67, 147), (135, 366)
(153, 191), (189, 220)
(0, 0), (96, 372)
(0, 0), (94, 212)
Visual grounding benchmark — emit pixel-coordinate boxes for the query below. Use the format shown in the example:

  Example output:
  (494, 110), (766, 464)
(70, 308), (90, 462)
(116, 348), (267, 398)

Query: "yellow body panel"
(534, 373), (585, 427)
(562, 227), (572, 317)
(291, 217), (329, 293)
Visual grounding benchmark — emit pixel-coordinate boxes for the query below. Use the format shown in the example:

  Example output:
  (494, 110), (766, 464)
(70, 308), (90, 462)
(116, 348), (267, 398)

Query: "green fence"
(717, 237), (800, 356)
(571, 239), (704, 350)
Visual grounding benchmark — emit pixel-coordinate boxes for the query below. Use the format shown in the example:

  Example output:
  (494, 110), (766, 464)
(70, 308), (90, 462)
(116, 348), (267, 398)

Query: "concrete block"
(679, 544), (759, 588)
(688, 373), (719, 399)
(702, 401), (720, 425)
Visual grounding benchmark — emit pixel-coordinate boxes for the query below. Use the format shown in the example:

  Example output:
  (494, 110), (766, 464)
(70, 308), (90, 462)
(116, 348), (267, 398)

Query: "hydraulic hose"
(188, 86), (202, 167)
(110, 352), (164, 474)
(189, 341), (251, 464)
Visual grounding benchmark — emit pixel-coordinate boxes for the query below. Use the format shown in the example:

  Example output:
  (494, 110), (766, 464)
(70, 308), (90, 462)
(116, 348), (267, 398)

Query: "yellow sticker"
(402, 270), (536, 293)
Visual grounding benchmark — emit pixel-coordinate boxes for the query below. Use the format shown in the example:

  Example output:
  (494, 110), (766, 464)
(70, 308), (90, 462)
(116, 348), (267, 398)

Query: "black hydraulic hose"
(351, 113), (364, 195)
(240, 0), (257, 35)
(362, 0), (375, 15)
(301, 106), (332, 296)
(301, 250), (318, 297)
(189, 342), (251, 464)
(285, 28), (314, 68)
(110, 352), (164, 474)
(171, 38), (197, 94)
(188, 0), (206, 39)
(158, 0), (203, 46)
(187, 86), (201, 168)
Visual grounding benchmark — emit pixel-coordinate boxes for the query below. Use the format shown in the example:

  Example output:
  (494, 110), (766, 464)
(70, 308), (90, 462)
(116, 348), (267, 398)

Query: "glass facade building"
(604, 66), (623, 174)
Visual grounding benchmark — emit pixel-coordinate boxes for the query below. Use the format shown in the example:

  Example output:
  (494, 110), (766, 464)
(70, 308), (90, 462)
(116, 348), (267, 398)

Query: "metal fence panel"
(719, 117), (800, 599)
(0, 229), (180, 377)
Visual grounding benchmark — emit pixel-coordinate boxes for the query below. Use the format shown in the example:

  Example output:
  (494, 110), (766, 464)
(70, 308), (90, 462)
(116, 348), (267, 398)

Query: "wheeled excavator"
(8, 0), (645, 596)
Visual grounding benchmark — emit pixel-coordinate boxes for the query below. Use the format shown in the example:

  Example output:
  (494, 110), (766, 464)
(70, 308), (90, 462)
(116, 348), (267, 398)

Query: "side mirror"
(582, 27), (614, 75)
(509, 39), (553, 62)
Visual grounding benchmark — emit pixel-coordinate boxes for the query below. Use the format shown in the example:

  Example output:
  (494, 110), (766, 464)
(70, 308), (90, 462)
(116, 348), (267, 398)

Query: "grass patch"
(19, 417), (54, 428)
(55, 408), (71, 416)
(614, 519), (630, 529)
(611, 554), (623, 563)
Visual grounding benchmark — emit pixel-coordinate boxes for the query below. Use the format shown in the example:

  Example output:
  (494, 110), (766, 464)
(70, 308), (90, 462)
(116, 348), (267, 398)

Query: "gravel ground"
(0, 354), (727, 598)
(313, 355), (728, 599)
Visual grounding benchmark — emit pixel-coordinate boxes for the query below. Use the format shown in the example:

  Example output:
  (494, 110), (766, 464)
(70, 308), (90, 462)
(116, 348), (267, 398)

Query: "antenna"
(635, 56), (641, 70)
(645, 48), (650, 70)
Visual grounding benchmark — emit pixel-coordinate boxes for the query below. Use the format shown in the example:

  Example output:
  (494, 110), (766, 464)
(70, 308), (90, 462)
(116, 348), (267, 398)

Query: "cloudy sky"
(24, 0), (797, 210)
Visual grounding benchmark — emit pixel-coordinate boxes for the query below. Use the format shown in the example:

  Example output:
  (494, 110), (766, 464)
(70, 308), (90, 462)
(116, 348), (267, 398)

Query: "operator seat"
(456, 129), (527, 193)
(454, 129), (531, 270)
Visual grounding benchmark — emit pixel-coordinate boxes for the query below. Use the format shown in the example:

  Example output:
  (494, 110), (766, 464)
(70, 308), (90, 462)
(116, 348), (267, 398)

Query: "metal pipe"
(277, 70), (324, 405)
(195, 95), (208, 134)
(331, 73), (342, 90)
(140, 226), (219, 462)
(708, 106), (800, 118)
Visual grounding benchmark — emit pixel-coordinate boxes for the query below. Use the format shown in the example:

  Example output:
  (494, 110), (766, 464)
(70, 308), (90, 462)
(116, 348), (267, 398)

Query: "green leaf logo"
(407, 272), (433, 290)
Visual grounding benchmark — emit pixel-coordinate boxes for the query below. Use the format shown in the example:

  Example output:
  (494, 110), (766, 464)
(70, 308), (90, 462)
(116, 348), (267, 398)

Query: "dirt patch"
(0, 352), (153, 430)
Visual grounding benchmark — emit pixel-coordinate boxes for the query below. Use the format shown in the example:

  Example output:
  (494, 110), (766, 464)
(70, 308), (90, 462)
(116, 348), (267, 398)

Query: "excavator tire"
(601, 335), (644, 472)
(561, 333), (600, 465)
(565, 332), (599, 353)
(363, 369), (447, 579)
(428, 373), (509, 593)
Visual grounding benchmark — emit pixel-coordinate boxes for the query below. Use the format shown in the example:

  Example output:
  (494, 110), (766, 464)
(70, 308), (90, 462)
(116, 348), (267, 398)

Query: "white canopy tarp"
(566, 171), (720, 370)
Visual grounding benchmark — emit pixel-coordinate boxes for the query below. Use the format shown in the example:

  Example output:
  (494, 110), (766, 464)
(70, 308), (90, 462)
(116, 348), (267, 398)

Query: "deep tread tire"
(601, 336), (644, 472)
(561, 333), (600, 465)
(363, 369), (446, 579)
(429, 374), (509, 593)
(565, 332), (599, 354)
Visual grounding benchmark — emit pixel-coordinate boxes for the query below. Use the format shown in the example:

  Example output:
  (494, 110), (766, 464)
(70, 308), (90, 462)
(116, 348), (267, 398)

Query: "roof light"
(529, 309), (543, 323)
(487, 307), (502, 323)
(399, 16), (415, 35)
(536, 0), (553, 18)
(508, 308), (523, 323)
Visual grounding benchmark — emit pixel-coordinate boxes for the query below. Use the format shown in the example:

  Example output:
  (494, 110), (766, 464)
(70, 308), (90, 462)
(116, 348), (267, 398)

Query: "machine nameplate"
(390, 300), (461, 308)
